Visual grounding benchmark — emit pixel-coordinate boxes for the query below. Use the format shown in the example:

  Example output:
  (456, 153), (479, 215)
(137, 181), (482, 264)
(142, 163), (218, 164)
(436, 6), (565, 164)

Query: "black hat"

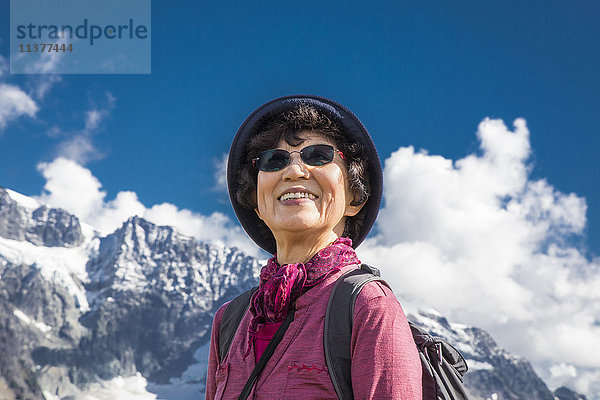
(227, 95), (383, 255)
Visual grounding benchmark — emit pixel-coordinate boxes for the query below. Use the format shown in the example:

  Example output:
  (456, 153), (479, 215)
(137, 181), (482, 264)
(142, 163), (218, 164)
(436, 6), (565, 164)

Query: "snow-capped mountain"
(0, 186), (587, 399)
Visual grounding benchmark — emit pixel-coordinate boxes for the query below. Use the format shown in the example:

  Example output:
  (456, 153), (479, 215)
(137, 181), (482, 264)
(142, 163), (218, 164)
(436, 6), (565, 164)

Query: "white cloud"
(359, 117), (600, 396)
(212, 153), (228, 193)
(144, 203), (250, 249)
(0, 55), (8, 77)
(54, 100), (114, 164)
(106, 91), (117, 107)
(549, 363), (600, 398)
(0, 83), (38, 129)
(551, 363), (578, 379)
(19, 50), (62, 74)
(56, 134), (104, 164)
(1, 50), (62, 99)
(37, 158), (106, 219)
(14, 34), (68, 74)
(30, 74), (63, 99)
(35, 157), (261, 257)
(85, 109), (103, 131)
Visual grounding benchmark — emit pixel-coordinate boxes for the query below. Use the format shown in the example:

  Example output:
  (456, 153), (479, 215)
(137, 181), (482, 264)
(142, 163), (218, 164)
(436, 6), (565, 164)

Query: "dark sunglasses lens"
(257, 149), (289, 171)
(301, 145), (335, 166)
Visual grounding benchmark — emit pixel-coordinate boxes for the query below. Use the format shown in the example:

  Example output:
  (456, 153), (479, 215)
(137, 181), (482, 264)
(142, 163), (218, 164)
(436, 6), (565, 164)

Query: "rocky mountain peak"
(0, 187), (83, 247)
(555, 386), (588, 400)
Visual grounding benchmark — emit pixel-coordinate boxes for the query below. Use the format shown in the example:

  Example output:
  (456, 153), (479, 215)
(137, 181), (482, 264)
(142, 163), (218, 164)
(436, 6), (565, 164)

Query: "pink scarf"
(246, 237), (360, 356)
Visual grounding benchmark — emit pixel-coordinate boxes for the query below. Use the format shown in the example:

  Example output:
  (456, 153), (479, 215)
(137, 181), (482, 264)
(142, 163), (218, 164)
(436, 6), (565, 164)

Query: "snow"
(465, 359), (494, 370)
(42, 391), (61, 400)
(13, 308), (52, 333)
(80, 220), (99, 242)
(5, 188), (41, 210)
(0, 235), (97, 311)
(72, 373), (157, 400)
(114, 260), (151, 291)
(146, 341), (210, 400)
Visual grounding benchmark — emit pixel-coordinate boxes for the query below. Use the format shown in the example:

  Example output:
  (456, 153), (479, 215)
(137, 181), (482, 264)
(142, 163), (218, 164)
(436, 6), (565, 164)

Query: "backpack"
(218, 264), (471, 400)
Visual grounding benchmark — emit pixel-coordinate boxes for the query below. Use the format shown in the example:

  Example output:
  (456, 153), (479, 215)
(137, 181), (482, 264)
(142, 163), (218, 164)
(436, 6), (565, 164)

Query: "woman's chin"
(269, 217), (326, 237)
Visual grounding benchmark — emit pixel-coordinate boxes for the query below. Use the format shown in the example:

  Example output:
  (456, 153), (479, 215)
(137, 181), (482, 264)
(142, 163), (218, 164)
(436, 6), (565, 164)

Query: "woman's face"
(254, 132), (363, 241)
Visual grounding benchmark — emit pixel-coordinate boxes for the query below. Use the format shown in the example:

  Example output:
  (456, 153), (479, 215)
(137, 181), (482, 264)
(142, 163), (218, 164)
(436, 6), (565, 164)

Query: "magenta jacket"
(205, 264), (422, 399)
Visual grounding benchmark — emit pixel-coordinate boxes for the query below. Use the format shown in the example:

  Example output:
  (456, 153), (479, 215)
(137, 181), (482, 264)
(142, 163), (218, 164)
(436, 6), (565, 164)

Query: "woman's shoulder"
(213, 301), (231, 335)
(358, 278), (393, 298)
(216, 300), (231, 316)
(213, 287), (256, 327)
(353, 279), (405, 315)
(212, 299), (232, 329)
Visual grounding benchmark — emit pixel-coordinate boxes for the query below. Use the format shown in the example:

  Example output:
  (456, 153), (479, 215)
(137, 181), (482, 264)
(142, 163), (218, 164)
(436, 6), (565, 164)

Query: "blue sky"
(1, 1), (598, 253)
(1, 0), (600, 395)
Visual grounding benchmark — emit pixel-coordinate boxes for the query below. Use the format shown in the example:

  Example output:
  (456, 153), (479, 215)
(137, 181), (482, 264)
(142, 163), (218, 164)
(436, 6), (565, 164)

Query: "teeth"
(279, 192), (316, 201)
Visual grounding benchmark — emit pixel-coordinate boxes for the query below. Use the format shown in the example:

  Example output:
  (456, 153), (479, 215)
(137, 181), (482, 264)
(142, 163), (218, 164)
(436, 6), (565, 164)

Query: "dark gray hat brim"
(227, 95), (383, 255)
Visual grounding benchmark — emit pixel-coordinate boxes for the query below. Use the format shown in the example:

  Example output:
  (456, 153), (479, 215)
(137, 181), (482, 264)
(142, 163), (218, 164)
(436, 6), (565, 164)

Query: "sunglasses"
(252, 144), (345, 172)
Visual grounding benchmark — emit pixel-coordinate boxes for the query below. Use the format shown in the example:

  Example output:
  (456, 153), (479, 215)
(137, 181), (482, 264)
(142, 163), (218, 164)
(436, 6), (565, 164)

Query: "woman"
(206, 95), (422, 399)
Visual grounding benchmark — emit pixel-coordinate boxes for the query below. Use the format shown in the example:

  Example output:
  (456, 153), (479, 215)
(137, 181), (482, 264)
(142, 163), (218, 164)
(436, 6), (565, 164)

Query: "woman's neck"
(274, 231), (339, 265)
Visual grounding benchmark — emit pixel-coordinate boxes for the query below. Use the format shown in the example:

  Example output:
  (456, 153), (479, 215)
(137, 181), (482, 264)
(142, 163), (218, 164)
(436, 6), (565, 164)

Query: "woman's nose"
(282, 153), (310, 179)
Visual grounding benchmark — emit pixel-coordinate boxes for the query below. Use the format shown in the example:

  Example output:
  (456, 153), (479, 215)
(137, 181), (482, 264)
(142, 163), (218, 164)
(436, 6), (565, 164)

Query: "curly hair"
(235, 103), (370, 241)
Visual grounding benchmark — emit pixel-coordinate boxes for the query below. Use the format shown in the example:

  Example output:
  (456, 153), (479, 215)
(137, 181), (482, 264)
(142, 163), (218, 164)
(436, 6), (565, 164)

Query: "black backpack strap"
(238, 308), (296, 400)
(324, 264), (388, 400)
(218, 287), (258, 362)
(218, 287), (296, 399)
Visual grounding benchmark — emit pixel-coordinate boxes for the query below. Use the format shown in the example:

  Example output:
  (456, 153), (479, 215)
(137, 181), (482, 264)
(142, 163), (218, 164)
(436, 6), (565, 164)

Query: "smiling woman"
(205, 95), (422, 399)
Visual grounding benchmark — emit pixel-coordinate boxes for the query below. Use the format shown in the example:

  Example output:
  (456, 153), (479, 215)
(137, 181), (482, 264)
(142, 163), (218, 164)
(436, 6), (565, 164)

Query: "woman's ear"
(344, 201), (365, 217)
(344, 191), (366, 217)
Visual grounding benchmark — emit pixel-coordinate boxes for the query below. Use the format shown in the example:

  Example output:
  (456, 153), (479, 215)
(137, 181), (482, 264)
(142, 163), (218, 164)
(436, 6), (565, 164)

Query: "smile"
(278, 192), (317, 201)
